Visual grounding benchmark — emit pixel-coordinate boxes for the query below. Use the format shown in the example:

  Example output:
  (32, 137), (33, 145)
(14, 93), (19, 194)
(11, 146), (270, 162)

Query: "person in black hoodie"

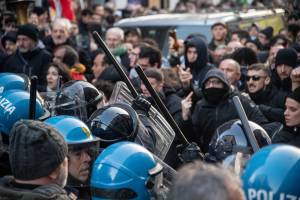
(271, 48), (298, 92)
(188, 68), (269, 152)
(272, 87), (300, 147)
(1, 24), (52, 90)
(179, 35), (213, 99)
(246, 63), (288, 123)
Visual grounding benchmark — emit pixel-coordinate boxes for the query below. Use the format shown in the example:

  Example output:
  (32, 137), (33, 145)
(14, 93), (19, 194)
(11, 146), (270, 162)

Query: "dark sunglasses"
(246, 75), (266, 82)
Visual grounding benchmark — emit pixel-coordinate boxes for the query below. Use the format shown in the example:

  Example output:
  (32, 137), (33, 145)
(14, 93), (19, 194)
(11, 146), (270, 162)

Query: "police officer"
(0, 120), (73, 199)
(90, 142), (171, 200)
(45, 115), (100, 199)
(243, 144), (300, 199)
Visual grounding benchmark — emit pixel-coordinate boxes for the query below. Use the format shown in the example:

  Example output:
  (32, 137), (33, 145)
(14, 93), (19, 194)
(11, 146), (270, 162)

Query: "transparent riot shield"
(109, 81), (175, 160)
(150, 154), (177, 200)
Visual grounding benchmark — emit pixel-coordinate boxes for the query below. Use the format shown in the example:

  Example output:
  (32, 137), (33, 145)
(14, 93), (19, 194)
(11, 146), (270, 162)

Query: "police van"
(114, 9), (284, 56)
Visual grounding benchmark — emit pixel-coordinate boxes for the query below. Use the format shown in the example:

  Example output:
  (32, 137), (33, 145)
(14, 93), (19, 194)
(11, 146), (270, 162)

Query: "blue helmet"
(0, 89), (44, 135)
(0, 73), (29, 93)
(90, 141), (163, 200)
(242, 144), (300, 199)
(44, 115), (100, 147)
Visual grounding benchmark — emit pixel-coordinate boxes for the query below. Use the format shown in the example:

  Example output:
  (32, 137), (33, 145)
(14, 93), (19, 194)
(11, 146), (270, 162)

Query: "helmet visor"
(54, 85), (88, 122)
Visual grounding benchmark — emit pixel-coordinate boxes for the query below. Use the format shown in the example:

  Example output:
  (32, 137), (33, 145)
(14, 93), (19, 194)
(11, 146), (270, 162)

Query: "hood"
(201, 68), (230, 90)
(184, 36), (208, 70)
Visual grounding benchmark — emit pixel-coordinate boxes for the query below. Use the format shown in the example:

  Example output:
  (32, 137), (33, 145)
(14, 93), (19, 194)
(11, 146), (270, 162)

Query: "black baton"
(135, 65), (189, 145)
(29, 76), (38, 119)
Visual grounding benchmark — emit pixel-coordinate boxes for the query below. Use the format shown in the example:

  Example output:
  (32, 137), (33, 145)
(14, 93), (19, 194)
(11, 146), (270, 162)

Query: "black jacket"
(0, 176), (74, 200)
(184, 36), (213, 94)
(190, 69), (269, 152)
(161, 85), (183, 124)
(271, 69), (292, 92)
(249, 84), (288, 123)
(272, 126), (300, 148)
(43, 36), (76, 54)
(1, 48), (52, 90)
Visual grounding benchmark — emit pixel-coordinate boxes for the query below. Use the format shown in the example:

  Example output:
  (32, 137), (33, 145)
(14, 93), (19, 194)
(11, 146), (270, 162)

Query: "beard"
(19, 47), (29, 53)
(53, 37), (67, 45)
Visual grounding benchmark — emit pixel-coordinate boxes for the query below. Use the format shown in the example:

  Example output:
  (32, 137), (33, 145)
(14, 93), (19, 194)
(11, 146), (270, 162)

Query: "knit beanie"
(9, 120), (68, 180)
(260, 26), (273, 39)
(288, 87), (300, 103)
(275, 48), (298, 68)
(1, 31), (17, 47)
(17, 24), (39, 41)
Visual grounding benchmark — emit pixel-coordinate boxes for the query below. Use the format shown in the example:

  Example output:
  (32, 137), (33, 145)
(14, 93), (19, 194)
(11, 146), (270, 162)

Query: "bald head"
(219, 59), (241, 86)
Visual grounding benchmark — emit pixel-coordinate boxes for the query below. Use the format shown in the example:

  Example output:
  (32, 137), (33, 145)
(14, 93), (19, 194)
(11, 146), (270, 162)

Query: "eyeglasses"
(205, 79), (223, 87)
(246, 75), (266, 82)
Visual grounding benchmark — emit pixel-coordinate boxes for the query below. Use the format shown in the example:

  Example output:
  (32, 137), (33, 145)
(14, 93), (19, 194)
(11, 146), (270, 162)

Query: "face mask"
(203, 87), (228, 105)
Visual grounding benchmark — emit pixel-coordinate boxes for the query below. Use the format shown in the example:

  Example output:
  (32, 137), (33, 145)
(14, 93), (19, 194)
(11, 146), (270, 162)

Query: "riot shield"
(109, 81), (175, 160)
(151, 154), (177, 200)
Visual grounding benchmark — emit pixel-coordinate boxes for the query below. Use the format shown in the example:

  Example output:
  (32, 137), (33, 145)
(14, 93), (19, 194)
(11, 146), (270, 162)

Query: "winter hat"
(275, 48), (298, 68)
(245, 38), (262, 50)
(17, 24), (39, 41)
(260, 26), (273, 39)
(288, 87), (300, 104)
(1, 31), (17, 47)
(201, 68), (229, 90)
(9, 120), (68, 180)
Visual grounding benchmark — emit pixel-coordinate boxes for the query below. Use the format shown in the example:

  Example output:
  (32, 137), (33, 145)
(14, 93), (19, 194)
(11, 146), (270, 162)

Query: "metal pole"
(233, 96), (260, 152)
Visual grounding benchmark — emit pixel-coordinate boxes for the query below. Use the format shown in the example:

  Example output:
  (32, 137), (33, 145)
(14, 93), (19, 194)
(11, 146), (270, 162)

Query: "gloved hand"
(177, 142), (204, 163)
(132, 94), (151, 116)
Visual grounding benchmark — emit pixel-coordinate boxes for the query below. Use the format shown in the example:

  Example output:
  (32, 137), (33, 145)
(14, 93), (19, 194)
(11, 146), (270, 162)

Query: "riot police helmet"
(90, 141), (164, 200)
(209, 119), (271, 161)
(88, 103), (139, 146)
(54, 80), (104, 122)
(242, 144), (300, 199)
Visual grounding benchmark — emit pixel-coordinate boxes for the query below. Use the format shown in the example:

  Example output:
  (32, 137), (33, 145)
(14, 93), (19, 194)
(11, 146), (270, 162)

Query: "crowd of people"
(0, 0), (300, 199)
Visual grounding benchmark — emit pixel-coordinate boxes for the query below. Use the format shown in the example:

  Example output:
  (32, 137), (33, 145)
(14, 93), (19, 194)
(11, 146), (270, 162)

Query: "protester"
(246, 63), (287, 123)
(180, 35), (213, 98)
(1, 31), (17, 55)
(187, 69), (269, 152)
(272, 87), (300, 147)
(208, 22), (228, 51)
(271, 48), (298, 92)
(168, 160), (245, 200)
(1, 24), (52, 90)
(45, 62), (71, 92)
(91, 49), (108, 83)
(43, 18), (75, 53)
(218, 58), (241, 88)
(0, 120), (72, 199)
